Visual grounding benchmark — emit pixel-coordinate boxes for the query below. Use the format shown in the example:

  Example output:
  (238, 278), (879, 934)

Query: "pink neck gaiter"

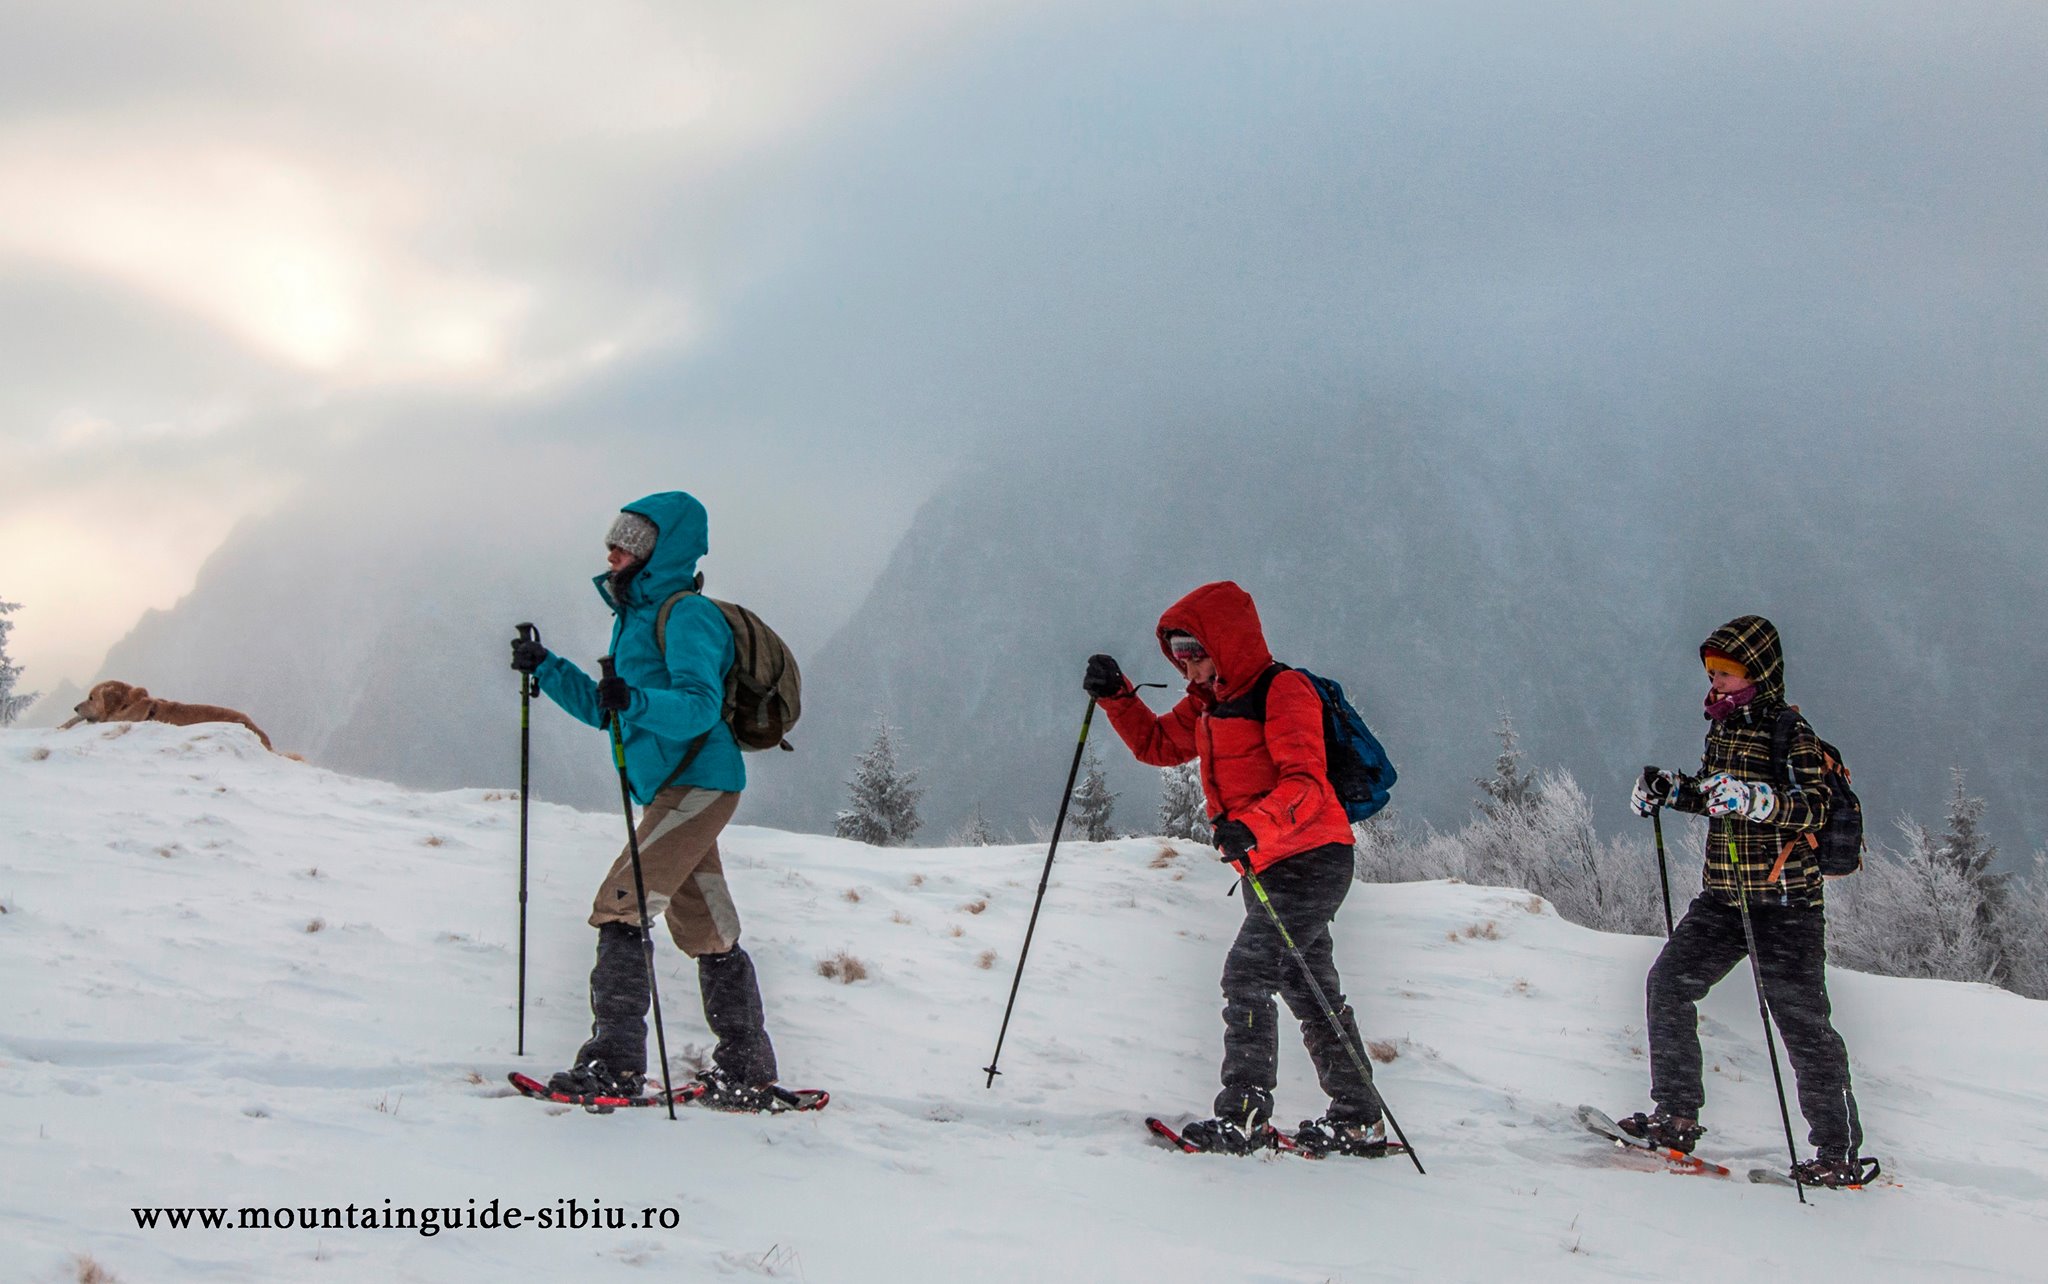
(1704, 685), (1758, 722)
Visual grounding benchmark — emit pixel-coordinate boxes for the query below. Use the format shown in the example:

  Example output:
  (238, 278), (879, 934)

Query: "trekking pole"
(983, 698), (1097, 1088)
(602, 656), (678, 1120)
(1651, 806), (1675, 938)
(1239, 862), (1426, 1175)
(1728, 835), (1805, 1204)
(515, 624), (541, 1056)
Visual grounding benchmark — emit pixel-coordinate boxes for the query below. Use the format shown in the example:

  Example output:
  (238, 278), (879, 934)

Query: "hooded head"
(1699, 614), (1786, 708)
(598, 491), (710, 609)
(1154, 580), (1274, 702)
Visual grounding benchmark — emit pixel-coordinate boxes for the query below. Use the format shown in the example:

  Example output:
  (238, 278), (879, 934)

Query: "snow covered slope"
(4, 725), (2045, 1282)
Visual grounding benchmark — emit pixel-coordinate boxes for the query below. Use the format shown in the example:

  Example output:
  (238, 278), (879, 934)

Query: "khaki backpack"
(655, 584), (801, 753)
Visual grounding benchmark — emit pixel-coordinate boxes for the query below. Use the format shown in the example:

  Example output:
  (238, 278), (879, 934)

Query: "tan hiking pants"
(588, 787), (743, 957)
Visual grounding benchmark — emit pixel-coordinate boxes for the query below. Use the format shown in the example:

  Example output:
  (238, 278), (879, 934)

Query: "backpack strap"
(651, 575), (713, 793)
(1207, 663), (1289, 721)
(1768, 705), (1806, 793)
(1766, 834), (1818, 885)
(1764, 705), (1821, 885)
(652, 573), (708, 653)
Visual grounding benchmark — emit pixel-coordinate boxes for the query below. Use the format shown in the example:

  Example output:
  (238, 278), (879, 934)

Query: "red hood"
(1155, 580), (1275, 702)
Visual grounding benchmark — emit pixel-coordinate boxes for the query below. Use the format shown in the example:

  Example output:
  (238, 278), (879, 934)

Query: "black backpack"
(1768, 708), (1864, 877)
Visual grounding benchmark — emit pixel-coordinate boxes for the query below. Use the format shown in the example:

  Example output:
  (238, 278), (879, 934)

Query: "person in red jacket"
(1084, 580), (1384, 1155)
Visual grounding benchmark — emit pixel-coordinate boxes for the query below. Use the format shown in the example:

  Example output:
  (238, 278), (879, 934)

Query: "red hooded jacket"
(1100, 581), (1356, 872)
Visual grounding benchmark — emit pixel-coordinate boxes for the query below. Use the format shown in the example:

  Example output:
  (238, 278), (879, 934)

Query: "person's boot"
(699, 943), (778, 1086)
(1294, 1113), (1391, 1157)
(1176, 1085), (1278, 1152)
(1790, 1152), (1883, 1188)
(548, 922), (650, 1096)
(1616, 1109), (1705, 1154)
(1177, 1117), (1280, 1155)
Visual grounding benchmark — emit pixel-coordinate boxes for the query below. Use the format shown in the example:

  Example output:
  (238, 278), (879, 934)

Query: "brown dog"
(60, 679), (275, 751)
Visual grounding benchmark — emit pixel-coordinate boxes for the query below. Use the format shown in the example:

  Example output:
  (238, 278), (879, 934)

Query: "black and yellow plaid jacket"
(1668, 616), (1832, 906)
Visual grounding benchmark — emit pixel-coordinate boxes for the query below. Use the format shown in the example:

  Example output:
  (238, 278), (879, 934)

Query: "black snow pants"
(578, 922), (779, 1085)
(1647, 893), (1862, 1159)
(1216, 841), (1381, 1128)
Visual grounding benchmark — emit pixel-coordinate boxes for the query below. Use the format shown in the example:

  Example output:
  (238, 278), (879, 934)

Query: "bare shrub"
(842, 888), (862, 903)
(29, 746), (50, 762)
(908, 873), (926, 888)
(948, 926), (964, 938)
(1366, 1039), (1400, 1064)
(891, 911), (912, 925)
(976, 950), (997, 970)
(1149, 846), (1179, 869)
(961, 898), (988, 915)
(1462, 921), (1500, 941)
(817, 952), (870, 984)
(422, 835), (446, 848)
(73, 1254), (120, 1284)
(304, 918), (326, 934)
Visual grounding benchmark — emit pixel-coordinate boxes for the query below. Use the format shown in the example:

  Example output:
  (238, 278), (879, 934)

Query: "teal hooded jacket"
(535, 491), (744, 803)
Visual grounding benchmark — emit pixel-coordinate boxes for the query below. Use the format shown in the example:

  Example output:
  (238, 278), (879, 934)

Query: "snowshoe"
(691, 1066), (828, 1114)
(1789, 1154), (1883, 1189)
(545, 1058), (645, 1100)
(1293, 1115), (1398, 1159)
(1176, 1117), (1279, 1155)
(1615, 1109), (1705, 1155)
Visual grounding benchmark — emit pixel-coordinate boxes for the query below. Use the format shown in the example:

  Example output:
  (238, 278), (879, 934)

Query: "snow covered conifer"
(1937, 768), (2012, 980)
(1070, 744), (1118, 841)
(1158, 762), (1209, 844)
(835, 718), (925, 846)
(1475, 707), (1538, 818)
(0, 599), (37, 726)
(954, 803), (998, 847)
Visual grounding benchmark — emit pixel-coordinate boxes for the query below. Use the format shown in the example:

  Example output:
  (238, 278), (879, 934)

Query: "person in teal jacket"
(510, 491), (784, 1109)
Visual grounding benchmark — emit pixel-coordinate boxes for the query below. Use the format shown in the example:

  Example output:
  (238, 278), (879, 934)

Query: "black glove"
(1083, 654), (1129, 699)
(1213, 819), (1256, 866)
(596, 672), (632, 714)
(510, 633), (549, 674)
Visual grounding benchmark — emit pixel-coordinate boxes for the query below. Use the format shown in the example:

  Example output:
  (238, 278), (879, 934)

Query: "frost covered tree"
(1465, 769), (1666, 934)
(1475, 707), (1538, 819)
(1936, 769), (2015, 982)
(1828, 818), (2002, 986)
(0, 599), (37, 726)
(1157, 762), (1210, 844)
(835, 719), (925, 846)
(952, 803), (998, 847)
(1994, 855), (2048, 1000)
(1070, 744), (1118, 841)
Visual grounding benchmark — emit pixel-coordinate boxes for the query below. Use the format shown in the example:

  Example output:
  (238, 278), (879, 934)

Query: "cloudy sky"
(0, 0), (1027, 688)
(5, 0), (2046, 697)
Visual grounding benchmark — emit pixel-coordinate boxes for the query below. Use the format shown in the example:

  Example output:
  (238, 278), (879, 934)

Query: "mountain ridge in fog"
(742, 394), (2048, 859)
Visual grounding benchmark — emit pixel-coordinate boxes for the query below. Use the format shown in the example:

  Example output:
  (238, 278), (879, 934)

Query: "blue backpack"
(1213, 664), (1398, 823)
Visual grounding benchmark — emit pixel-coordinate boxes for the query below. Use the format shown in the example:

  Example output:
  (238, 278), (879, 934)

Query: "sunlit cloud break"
(0, 126), (529, 383)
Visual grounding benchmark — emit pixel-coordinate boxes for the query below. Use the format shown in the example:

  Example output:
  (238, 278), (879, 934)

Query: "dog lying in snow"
(59, 679), (276, 752)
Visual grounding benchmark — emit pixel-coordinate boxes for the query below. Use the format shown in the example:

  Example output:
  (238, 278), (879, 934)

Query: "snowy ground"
(4, 724), (2046, 1283)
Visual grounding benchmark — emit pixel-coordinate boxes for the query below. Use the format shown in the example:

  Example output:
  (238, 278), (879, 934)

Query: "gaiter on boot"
(574, 920), (651, 1076)
(699, 944), (778, 1085)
